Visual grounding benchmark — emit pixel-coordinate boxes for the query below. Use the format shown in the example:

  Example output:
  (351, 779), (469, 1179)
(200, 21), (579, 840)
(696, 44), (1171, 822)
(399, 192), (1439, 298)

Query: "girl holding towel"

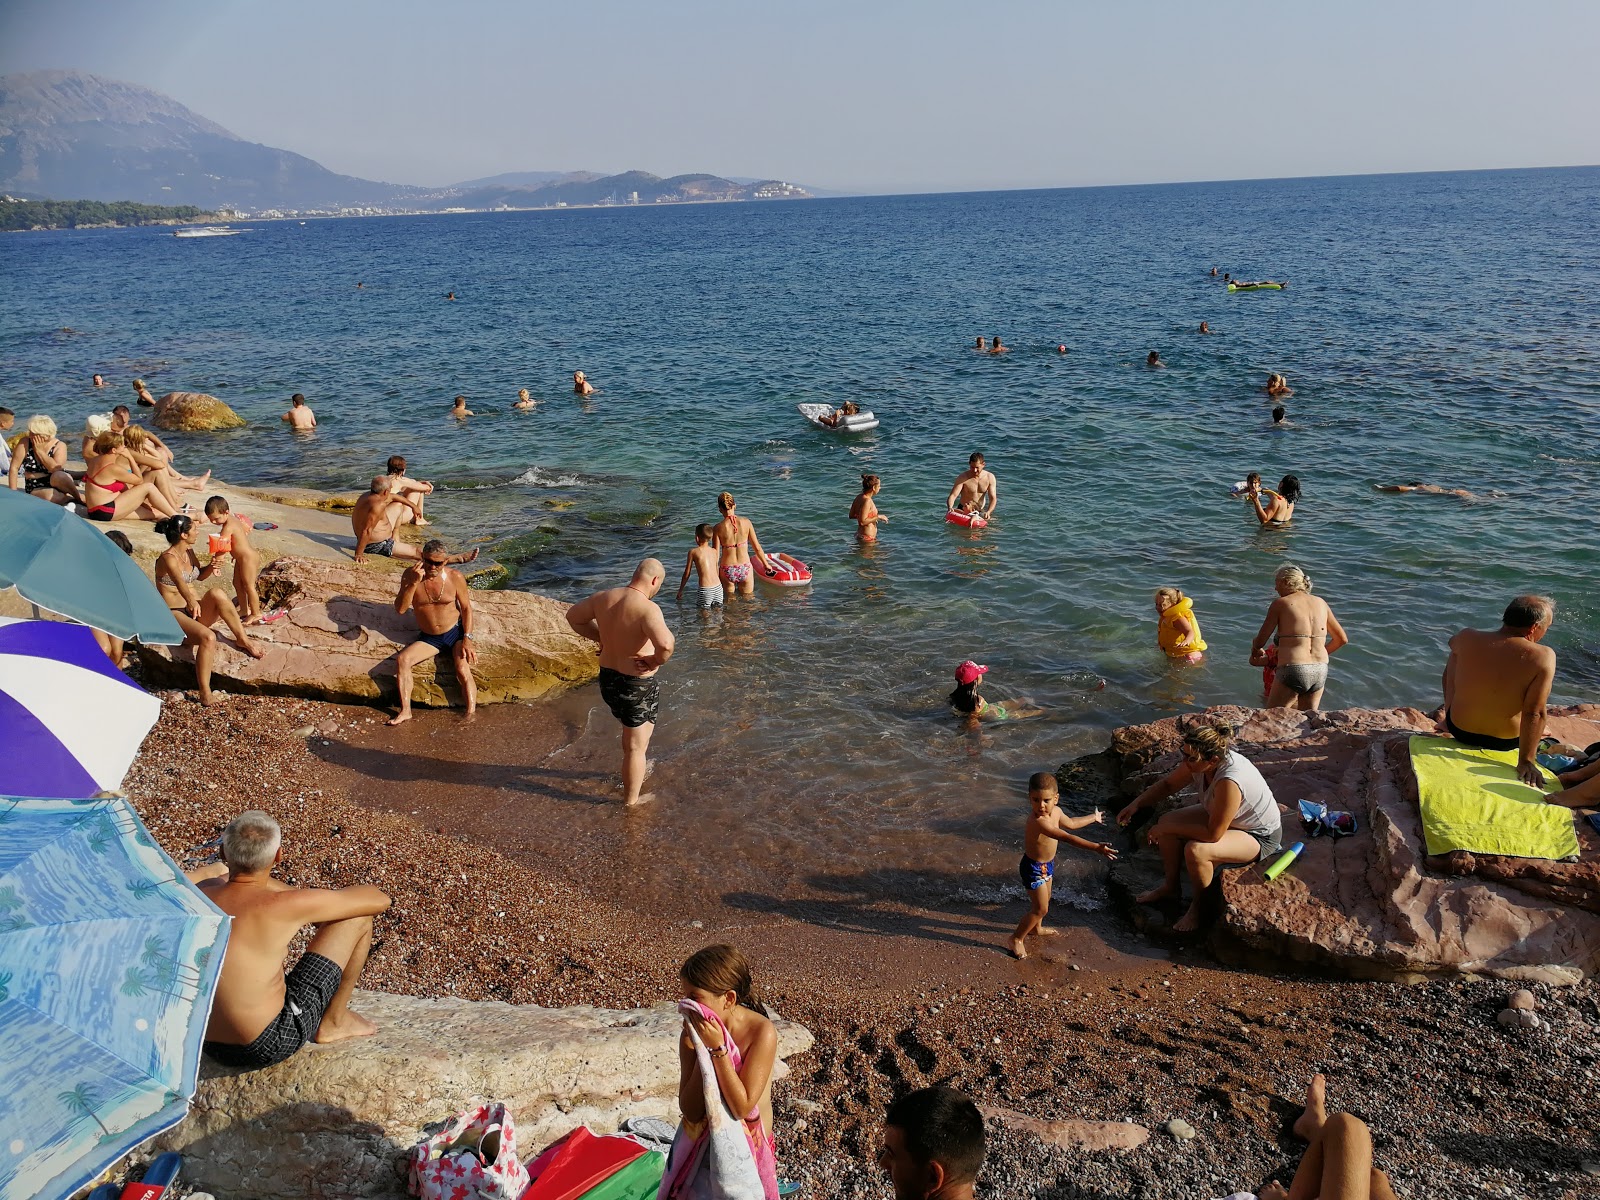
(666, 944), (779, 1199)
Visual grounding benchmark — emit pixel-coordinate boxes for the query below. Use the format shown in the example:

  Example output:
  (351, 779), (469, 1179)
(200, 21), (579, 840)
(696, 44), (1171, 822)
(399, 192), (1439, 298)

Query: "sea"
(4, 167), (1597, 906)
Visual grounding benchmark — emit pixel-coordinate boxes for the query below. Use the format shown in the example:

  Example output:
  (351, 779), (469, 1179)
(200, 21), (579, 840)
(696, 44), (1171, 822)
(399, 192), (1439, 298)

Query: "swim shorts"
(720, 562), (753, 585)
(202, 951), (342, 1070)
(1444, 710), (1521, 752)
(600, 666), (660, 728)
(1018, 855), (1054, 892)
(1275, 661), (1328, 696)
(1244, 829), (1283, 861)
(415, 622), (464, 653)
(699, 582), (725, 608)
(362, 538), (396, 557)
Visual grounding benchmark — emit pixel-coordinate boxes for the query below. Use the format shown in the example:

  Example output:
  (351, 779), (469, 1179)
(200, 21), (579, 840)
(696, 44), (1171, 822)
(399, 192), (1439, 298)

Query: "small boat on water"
(1227, 280), (1285, 292)
(173, 226), (245, 239)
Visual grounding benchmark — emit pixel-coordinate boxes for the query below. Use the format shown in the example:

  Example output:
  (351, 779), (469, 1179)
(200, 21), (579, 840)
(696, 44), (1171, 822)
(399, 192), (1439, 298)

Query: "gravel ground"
(122, 694), (1600, 1200)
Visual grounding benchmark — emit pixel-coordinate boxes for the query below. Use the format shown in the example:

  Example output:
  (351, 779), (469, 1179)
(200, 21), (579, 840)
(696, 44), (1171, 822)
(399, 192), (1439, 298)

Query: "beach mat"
(1409, 735), (1579, 860)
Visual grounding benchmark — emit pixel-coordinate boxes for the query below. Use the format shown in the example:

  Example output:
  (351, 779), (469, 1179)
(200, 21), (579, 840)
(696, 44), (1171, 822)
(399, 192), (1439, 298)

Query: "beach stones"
(1163, 1117), (1197, 1140)
(152, 991), (812, 1200)
(151, 389), (247, 431)
(1508, 989), (1536, 1011)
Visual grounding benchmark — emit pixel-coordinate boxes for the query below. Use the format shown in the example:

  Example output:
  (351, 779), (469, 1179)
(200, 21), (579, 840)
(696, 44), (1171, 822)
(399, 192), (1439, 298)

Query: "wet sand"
(125, 690), (1600, 1199)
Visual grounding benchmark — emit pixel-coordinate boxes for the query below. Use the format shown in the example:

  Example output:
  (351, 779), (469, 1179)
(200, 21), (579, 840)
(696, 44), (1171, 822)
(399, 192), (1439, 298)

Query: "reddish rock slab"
(983, 1105), (1150, 1152)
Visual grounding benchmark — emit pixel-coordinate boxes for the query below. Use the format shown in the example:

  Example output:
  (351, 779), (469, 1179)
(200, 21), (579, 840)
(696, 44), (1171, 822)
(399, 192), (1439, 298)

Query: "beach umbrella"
(0, 793), (229, 1200)
(0, 617), (162, 798)
(0, 487), (183, 645)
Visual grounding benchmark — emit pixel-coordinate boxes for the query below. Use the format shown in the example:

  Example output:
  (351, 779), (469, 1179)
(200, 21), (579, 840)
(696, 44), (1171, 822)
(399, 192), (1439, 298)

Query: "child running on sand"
(666, 944), (780, 1198)
(1011, 771), (1116, 959)
(676, 523), (724, 608)
(1154, 586), (1207, 662)
(849, 473), (888, 542)
(204, 496), (266, 624)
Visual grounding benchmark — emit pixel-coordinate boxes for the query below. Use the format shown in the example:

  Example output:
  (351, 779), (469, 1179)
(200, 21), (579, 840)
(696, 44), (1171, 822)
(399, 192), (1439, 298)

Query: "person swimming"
(1250, 474), (1301, 526)
(1147, 350), (1164, 368)
(948, 660), (1042, 722)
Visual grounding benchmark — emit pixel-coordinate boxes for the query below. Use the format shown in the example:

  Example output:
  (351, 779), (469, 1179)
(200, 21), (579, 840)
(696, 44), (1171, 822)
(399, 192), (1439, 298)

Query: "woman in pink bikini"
(712, 491), (773, 596)
(82, 431), (180, 523)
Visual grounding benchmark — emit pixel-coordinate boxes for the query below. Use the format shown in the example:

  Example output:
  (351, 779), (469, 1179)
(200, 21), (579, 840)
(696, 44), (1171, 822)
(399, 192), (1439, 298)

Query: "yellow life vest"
(1158, 596), (1207, 656)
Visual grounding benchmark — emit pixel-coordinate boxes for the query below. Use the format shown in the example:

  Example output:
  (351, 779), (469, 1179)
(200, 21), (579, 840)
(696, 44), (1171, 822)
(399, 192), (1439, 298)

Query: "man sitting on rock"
(877, 1086), (985, 1200)
(1441, 595), (1556, 787)
(387, 539), (478, 727)
(199, 811), (391, 1070)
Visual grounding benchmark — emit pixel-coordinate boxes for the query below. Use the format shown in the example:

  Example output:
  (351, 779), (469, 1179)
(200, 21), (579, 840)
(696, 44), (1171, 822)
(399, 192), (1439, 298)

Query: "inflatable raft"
(1227, 282), (1284, 292)
(797, 402), (880, 433)
(946, 509), (988, 529)
(756, 551), (812, 586)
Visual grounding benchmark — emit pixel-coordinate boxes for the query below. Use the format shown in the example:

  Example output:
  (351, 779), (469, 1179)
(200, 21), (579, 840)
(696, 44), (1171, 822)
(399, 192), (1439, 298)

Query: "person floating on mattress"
(819, 401), (861, 428)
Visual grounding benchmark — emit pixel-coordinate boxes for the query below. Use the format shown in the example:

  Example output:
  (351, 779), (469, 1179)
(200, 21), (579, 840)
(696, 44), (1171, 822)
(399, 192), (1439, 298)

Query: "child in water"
(850, 473), (888, 542)
(667, 944), (780, 1198)
(1011, 772), (1116, 959)
(949, 660), (1043, 722)
(1154, 586), (1207, 663)
(676, 523), (724, 608)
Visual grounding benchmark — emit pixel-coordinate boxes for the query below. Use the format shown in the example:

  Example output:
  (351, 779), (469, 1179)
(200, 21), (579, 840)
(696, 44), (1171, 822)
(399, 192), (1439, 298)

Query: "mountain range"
(0, 70), (811, 213)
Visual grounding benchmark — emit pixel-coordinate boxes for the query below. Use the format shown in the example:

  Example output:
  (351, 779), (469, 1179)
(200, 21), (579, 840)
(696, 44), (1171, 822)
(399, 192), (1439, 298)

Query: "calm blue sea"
(4, 168), (1597, 891)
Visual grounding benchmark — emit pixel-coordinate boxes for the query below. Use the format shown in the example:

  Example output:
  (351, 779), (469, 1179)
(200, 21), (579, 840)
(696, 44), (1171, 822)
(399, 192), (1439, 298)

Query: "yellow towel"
(1409, 735), (1579, 860)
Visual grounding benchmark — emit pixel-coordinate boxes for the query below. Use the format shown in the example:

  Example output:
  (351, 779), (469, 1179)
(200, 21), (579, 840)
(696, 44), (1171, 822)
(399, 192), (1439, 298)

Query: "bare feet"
(244, 641), (266, 660)
(1171, 905), (1202, 934)
(313, 1008), (377, 1045)
(1293, 1073), (1328, 1142)
(625, 792), (657, 807)
(413, 517), (430, 527)
(198, 692), (223, 707)
(1036, 925), (1060, 937)
(1259, 1183), (1289, 1200)
(1135, 884), (1177, 905)
(386, 710), (413, 727)
(1008, 936), (1028, 959)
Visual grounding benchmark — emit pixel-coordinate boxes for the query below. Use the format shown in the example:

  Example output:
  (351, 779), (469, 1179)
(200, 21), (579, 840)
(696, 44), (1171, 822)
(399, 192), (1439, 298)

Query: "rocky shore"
(121, 692), (1600, 1199)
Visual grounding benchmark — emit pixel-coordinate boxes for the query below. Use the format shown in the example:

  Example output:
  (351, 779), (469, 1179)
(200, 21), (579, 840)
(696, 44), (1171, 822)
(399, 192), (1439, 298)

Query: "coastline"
(122, 688), (1599, 1197)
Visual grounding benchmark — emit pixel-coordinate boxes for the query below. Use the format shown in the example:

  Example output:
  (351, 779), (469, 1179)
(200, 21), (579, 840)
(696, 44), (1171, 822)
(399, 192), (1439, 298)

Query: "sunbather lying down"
(1260, 1074), (1398, 1200)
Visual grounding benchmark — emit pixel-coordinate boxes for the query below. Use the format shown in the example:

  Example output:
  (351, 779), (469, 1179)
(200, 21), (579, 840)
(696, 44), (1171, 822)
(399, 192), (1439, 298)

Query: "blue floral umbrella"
(0, 795), (229, 1200)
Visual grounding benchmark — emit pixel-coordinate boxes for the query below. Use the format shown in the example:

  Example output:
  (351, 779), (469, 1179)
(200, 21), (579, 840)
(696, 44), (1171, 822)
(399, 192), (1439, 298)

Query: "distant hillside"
(0, 69), (426, 210)
(449, 170), (810, 209)
(1, 196), (216, 231)
(449, 169), (601, 190)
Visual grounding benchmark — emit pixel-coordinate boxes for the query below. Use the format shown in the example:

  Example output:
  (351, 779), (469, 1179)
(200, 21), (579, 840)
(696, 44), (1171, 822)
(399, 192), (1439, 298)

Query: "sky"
(1, 0), (1597, 194)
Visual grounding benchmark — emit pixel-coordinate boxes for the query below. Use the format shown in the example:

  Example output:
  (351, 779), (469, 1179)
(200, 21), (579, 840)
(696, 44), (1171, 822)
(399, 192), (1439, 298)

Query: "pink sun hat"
(954, 660), (989, 684)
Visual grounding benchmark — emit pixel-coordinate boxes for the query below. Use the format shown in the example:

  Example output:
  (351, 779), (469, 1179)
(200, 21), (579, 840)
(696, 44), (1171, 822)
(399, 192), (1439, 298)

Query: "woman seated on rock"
(1115, 721), (1283, 933)
(7, 415), (81, 505)
(124, 424), (210, 501)
(81, 412), (112, 461)
(153, 514), (265, 705)
(82, 431), (180, 523)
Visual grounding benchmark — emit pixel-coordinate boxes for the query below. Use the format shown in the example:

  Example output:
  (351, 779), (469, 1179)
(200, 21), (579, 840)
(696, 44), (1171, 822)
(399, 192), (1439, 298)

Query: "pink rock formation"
(1106, 705), (1600, 985)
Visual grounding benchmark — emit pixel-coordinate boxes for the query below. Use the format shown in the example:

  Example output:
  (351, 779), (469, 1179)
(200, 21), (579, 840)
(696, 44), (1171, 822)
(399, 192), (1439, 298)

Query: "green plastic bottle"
(1263, 841), (1306, 881)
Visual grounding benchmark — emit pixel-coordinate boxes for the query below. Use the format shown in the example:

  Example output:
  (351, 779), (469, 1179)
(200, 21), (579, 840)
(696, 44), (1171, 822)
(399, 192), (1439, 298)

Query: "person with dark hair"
(1146, 350), (1164, 367)
(1442, 595), (1556, 786)
(91, 529), (137, 665)
(947, 453), (998, 520)
(988, 336), (1008, 354)
(1116, 722), (1283, 932)
(152, 514), (265, 703)
(1011, 771), (1113, 959)
(385, 454), (433, 526)
(281, 393), (316, 430)
(387, 539), (479, 726)
(0, 407), (15, 476)
(850, 473), (888, 542)
(1249, 473), (1300, 526)
(879, 1086), (985, 1200)
(1373, 480), (1474, 500)
(1271, 405), (1287, 425)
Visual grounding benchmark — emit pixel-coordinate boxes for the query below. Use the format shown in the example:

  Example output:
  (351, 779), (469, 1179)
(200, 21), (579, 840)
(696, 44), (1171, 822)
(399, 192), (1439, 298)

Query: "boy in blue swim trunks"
(1010, 772), (1116, 959)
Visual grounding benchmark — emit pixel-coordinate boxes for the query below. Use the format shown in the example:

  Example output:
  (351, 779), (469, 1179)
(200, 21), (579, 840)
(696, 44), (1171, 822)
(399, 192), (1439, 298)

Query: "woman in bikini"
(1249, 473), (1300, 527)
(7, 415), (81, 505)
(849, 473), (888, 542)
(713, 491), (773, 596)
(1249, 564), (1348, 712)
(82, 431), (180, 523)
(153, 514), (264, 705)
(124, 424), (210, 500)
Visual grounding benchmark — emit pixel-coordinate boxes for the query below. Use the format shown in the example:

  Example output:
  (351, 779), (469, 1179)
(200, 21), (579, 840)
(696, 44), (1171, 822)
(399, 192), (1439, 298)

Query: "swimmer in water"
(446, 291), (456, 300)
(92, 373), (106, 387)
(1249, 474), (1300, 527)
(989, 336), (1009, 354)
(449, 395), (473, 419)
(850, 473), (888, 542)
(1210, 267), (1219, 277)
(949, 660), (1043, 724)
(975, 336), (987, 350)
(573, 370), (596, 396)
(1265, 373), (1292, 397)
(1198, 321), (1211, 334)
(1374, 481), (1477, 500)
(514, 388), (536, 409)
(947, 452), (998, 519)
(1147, 350), (1164, 368)
(1272, 406), (1287, 426)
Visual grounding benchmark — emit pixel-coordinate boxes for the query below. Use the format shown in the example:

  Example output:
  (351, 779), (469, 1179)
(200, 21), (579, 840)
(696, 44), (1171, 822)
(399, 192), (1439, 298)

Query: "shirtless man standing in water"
(387, 540), (478, 726)
(199, 811), (389, 1070)
(1442, 595), (1556, 787)
(947, 453), (999, 519)
(566, 560), (676, 806)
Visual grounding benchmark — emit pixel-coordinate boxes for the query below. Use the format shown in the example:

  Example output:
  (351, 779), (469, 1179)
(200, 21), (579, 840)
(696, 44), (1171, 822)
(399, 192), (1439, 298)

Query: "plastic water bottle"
(1263, 841), (1305, 881)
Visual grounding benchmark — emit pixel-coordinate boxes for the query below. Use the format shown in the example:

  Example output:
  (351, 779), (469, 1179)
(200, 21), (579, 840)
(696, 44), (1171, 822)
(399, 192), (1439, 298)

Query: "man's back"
(1448, 627), (1554, 736)
(199, 876), (313, 1042)
(352, 492), (389, 538)
(590, 585), (661, 675)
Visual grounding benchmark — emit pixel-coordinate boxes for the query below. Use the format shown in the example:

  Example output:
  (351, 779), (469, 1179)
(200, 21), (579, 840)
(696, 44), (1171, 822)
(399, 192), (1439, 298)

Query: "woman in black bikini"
(6, 415), (81, 505)
(1249, 473), (1300, 527)
(153, 514), (264, 704)
(82, 431), (180, 523)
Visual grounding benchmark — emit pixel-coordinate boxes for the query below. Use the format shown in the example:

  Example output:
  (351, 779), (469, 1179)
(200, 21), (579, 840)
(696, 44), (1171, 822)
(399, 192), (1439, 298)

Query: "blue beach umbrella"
(0, 617), (162, 798)
(0, 794), (229, 1200)
(0, 487), (183, 646)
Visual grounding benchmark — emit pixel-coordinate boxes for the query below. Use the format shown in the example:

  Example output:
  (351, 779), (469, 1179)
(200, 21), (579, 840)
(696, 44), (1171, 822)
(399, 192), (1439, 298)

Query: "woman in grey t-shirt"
(1116, 722), (1283, 933)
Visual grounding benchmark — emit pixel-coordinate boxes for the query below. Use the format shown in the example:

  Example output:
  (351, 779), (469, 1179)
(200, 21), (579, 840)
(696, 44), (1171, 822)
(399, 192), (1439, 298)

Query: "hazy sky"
(2, 0), (1596, 193)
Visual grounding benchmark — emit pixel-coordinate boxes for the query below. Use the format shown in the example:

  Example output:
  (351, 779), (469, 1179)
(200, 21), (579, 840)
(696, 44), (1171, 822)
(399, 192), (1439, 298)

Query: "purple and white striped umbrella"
(0, 617), (161, 798)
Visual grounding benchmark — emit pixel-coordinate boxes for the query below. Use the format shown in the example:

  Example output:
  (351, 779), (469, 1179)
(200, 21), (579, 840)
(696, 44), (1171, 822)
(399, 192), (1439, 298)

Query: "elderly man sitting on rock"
(1441, 594), (1557, 788)
(1117, 722), (1284, 933)
(198, 811), (390, 1070)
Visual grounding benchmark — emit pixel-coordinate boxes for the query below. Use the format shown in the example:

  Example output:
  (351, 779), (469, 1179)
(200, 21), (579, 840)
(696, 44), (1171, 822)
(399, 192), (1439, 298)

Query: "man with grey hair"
(1442, 595), (1557, 787)
(197, 811), (391, 1070)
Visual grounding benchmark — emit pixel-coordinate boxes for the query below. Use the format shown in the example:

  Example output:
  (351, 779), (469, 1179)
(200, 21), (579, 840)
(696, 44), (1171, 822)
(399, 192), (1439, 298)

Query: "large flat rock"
(1102, 706), (1600, 985)
(153, 991), (813, 1199)
(135, 555), (598, 707)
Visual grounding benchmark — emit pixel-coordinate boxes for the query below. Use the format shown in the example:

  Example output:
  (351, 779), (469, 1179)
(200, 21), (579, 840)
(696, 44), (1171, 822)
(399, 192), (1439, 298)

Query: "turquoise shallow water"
(4, 168), (1597, 895)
